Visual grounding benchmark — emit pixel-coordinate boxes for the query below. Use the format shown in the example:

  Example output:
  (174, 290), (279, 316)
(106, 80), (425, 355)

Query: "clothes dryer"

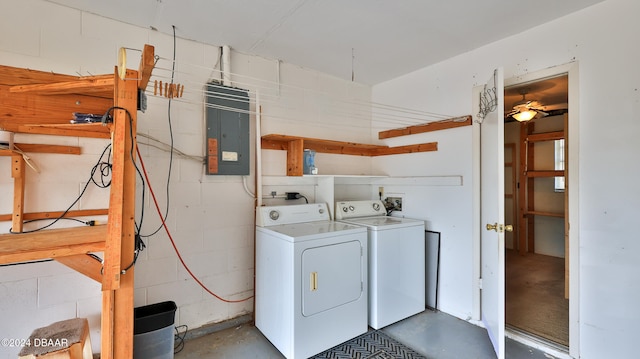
(335, 200), (425, 329)
(255, 203), (368, 359)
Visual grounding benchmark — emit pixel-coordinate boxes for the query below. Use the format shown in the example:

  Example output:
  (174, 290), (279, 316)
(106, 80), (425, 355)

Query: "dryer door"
(301, 240), (363, 317)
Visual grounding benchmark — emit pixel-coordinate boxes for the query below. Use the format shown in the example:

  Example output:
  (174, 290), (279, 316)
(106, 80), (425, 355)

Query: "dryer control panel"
(335, 200), (386, 220)
(256, 203), (329, 227)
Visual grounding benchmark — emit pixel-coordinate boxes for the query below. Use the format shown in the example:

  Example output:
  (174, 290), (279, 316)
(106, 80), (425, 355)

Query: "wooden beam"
(527, 130), (564, 142)
(287, 138), (304, 176)
(0, 65), (78, 86)
(372, 142), (437, 156)
(101, 290), (115, 359)
(15, 124), (111, 138)
(527, 123), (535, 254)
(12, 143), (81, 155)
(526, 170), (565, 177)
(11, 155), (25, 233)
(110, 67), (138, 359)
(378, 116), (472, 139)
(518, 123), (527, 255)
(0, 208), (109, 222)
(525, 210), (565, 218)
(138, 44), (155, 91)
(9, 74), (114, 96)
(0, 225), (107, 265)
(56, 254), (103, 283)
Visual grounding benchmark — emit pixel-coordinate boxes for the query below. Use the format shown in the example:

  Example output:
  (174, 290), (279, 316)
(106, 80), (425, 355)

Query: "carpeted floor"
(505, 250), (569, 347)
(311, 330), (426, 359)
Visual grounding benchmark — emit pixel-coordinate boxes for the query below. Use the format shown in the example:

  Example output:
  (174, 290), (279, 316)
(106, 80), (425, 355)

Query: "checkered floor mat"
(311, 330), (426, 359)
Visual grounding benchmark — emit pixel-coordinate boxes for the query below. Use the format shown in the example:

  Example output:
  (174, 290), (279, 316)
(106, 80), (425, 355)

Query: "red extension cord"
(136, 146), (254, 303)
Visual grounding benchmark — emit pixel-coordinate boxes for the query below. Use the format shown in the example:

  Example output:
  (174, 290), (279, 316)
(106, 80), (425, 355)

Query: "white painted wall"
(372, 0), (640, 358)
(0, 1), (370, 357)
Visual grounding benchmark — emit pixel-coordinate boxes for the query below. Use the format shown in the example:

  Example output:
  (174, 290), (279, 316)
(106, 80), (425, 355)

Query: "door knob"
(486, 223), (513, 233)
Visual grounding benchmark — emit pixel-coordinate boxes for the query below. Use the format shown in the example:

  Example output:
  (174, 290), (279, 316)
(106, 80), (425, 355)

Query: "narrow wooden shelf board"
(9, 74), (114, 98)
(527, 131), (564, 142)
(16, 123), (112, 138)
(526, 170), (565, 178)
(525, 210), (565, 218)
(378, 115), (472, 139)
(0, 225), (107, 265)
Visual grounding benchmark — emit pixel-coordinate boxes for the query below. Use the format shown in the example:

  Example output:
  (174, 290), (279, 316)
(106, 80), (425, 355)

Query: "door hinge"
(478, 278), (483, 289)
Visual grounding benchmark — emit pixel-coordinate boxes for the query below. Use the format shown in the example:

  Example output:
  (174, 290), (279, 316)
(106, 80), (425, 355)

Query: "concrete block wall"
(0, 0), (371, 357)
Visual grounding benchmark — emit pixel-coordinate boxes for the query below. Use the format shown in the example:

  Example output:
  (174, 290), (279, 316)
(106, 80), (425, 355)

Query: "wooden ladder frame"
(0, 45), (155, 358)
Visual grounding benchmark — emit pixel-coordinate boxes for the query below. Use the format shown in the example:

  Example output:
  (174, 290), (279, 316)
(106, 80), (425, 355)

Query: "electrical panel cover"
(205, 84), (250, 175)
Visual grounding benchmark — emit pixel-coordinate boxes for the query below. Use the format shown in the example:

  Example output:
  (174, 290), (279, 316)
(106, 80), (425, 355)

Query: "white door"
(477, 68), (506, 359)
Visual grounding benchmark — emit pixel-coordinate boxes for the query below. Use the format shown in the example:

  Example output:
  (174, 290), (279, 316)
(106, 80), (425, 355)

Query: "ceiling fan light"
(513, 109), (537, 122)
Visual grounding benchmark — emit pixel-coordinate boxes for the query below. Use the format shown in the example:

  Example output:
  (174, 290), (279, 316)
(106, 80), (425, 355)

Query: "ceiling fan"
(506, 92), (548, 122)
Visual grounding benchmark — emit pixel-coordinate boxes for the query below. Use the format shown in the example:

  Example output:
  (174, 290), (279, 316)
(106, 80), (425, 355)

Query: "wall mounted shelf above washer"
(261, 134), (437, 176)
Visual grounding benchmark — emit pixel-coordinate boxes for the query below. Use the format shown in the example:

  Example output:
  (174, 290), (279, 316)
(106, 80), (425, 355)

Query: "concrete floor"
(175, 310), (558, 359)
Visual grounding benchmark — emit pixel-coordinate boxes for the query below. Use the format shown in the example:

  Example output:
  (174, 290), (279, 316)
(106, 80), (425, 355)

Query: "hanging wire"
(147, 55), (463, 129)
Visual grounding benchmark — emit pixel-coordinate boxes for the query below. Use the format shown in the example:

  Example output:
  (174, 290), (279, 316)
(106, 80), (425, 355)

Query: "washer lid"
(339, 215), (425, 230)
(257, 221), (366, 242)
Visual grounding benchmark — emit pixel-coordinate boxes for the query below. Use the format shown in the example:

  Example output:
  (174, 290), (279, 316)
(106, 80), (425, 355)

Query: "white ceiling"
(47, 0), (602, 85)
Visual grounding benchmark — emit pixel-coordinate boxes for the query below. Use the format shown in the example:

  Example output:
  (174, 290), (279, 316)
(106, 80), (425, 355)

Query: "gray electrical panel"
(205, 83), (250, 175)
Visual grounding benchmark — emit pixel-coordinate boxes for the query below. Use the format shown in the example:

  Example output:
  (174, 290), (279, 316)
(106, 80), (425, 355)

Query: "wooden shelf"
(0, 46), (155, 357)
(378, 115), (472, 139)
(527, 130), (564, 142)
(262, 134), (437, 176)
(525, 210), (565, 218)
(9, 74), (114, 98)
(526, 170), (565, 178)
(0, 225), (106, 265)
(15, 123), (112, 139)
(0, 65), (114, 137)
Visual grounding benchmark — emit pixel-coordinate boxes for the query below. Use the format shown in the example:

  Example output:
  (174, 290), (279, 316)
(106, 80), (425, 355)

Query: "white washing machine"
(335, 200), (425, 329)
(255, 203), (368, 359)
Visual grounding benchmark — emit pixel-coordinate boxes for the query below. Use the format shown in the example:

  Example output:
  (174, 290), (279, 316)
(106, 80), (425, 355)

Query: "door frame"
(472, 62), (580, 358)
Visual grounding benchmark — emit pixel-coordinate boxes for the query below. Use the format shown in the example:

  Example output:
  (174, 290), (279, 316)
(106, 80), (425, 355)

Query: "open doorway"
(504, 75), (569, 349)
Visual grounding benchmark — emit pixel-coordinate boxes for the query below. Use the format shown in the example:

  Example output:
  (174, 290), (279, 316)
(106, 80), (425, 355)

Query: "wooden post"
(101, 67), (138, 359)
(518, 124), (527, 255)
(11, 155), (25, 233)
(287, 138), (304, 176)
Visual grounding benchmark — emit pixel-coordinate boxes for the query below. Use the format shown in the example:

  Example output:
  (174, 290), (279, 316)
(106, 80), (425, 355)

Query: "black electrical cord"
(9, 143), (113, 234)
(103, 105), (149, 272)
(174, 324), (188, 354)
(140, 24), (176, 239)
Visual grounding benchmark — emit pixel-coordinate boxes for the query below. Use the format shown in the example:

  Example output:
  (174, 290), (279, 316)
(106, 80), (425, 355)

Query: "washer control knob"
(342, 206), (348, 212)
(372, 202), (381, 211)
(349, 205), (355, 211)
(319, 208), (325, 214)
(269, 210), (280, 221)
